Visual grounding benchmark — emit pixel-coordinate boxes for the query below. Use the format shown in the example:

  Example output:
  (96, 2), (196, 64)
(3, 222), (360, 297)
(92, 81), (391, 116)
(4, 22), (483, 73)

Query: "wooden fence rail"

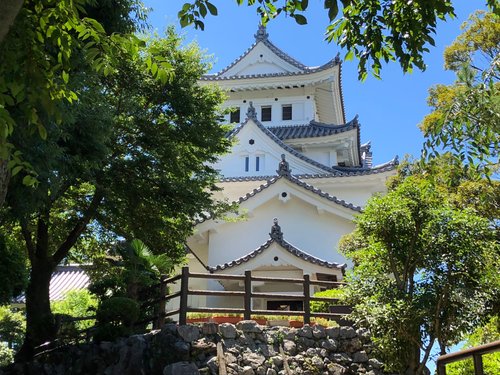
(162, 266), (348, 326)
(436, 340), (500, 375)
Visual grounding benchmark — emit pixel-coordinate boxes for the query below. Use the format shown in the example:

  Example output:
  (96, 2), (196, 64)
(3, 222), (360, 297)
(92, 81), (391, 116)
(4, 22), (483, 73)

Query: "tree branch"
(20, 218), (35, 262)
(52, 188), (104, 264)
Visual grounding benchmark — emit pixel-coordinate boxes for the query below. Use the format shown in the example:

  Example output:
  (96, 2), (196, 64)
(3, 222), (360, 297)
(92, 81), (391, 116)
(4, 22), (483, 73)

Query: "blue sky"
(143, 1), (486, 166)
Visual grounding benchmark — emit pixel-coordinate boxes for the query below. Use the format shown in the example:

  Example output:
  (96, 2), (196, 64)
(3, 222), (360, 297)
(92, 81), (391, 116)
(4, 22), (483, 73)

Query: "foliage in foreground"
(178, 1), (498, 79)
(340, 160), (499, 375)
(2, 27), (231, 357)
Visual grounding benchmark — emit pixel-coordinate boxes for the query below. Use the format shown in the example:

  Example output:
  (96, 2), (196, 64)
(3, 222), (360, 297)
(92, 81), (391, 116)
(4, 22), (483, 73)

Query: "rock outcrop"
(1, 321), (389, 375)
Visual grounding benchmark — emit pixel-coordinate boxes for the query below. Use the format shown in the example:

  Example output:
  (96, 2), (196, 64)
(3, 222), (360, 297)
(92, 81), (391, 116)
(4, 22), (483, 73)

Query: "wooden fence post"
(244, 270), (252, 320)
(473, 354), (484, 375)
(154, 275), (167, 329)
(179, 266), (189, 326)
(303, 274), (311, 325)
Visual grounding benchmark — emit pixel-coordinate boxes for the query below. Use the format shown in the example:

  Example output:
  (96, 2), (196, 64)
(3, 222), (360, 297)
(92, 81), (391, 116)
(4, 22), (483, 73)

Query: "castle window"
(282, 105), (292, 120)
(245, 156), (249, 172)
(230, 108), (240, 123)
(256, 156), (260, 171)
(261, 106), (272, 122)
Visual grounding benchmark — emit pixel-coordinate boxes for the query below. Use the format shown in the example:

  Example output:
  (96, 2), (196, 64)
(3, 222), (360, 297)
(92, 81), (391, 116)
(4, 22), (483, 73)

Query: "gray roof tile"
(268, 117), (359, 140)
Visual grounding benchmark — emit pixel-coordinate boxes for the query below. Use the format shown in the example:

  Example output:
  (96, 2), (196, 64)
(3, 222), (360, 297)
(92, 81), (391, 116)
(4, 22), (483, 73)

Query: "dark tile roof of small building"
(268, 117), (359, 140)
(14, 265), (89, 303)
(207, 233), (346, 273)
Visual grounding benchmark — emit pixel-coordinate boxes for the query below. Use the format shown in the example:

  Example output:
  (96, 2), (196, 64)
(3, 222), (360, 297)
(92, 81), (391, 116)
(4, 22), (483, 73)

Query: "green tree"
(0, 233), (28, 304)
(339, 163), (499, 374)
(0, 0), (149, 207)
(178, 1), (498, 79)
(420, 11), (499, 176)
(3, 30), (231, 358)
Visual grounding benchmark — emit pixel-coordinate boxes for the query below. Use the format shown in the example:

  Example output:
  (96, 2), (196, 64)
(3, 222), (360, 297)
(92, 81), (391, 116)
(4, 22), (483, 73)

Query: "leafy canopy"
(340, 160), (499, 374)
(420, 11), (499, 176)
(178, 1), (499, 79)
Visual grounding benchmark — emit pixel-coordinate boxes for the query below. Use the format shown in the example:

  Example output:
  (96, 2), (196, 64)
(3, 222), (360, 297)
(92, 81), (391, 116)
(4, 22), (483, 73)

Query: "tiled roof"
(201, 25), (341, 81)
(195, 172), (361, 225)
(207, 226), (346, 272)
(268, 117), (359, 140)
(331, 156), (399, 175)
(227, 117), (344, 175)
(14, 265), (89, 303)
(201, 59), (340, 81)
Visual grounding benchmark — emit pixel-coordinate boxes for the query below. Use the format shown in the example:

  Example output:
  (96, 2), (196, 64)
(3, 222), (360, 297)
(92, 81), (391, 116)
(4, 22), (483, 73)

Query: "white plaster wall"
(214, 121), (326, 177)
(206, 192), (354, 268)
(220, 43), (301, 77)
(222, 94), (315, 126)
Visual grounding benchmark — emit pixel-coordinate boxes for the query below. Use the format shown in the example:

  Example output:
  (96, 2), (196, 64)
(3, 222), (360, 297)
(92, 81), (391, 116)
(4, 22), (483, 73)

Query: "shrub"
(310, 288), (345, 313)
(93, 297), (140, 341)
(0, 342), (14, 368)
(52, 289), (98, 331)
(0, 305), (25, 349)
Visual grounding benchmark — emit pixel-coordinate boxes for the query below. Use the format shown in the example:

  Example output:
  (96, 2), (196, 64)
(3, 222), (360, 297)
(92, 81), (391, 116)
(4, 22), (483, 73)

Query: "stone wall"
(1, 321), (388, 375)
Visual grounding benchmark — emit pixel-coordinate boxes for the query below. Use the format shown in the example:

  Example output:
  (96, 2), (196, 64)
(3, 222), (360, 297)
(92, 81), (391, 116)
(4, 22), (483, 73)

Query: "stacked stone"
(1, 321), (387, 375)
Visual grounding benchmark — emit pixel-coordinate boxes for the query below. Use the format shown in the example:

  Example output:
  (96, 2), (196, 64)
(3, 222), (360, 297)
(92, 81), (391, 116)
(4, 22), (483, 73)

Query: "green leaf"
(62, 71), (69, 84)
(11, 166), (22, 177)
(294, 14), (308, 25)
(206, 2), (218, 15)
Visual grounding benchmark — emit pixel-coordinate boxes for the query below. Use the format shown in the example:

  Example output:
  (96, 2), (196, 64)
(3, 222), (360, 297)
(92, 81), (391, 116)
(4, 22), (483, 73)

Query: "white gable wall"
(215, 120), (328, 177)
(220, 42), (302, 77)
(206, 191), (354, 268)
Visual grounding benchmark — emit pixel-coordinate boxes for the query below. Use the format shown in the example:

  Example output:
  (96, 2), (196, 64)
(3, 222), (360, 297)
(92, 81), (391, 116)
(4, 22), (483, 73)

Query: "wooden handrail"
(160, 266), (350, 327)
(436, 340), (500, 375)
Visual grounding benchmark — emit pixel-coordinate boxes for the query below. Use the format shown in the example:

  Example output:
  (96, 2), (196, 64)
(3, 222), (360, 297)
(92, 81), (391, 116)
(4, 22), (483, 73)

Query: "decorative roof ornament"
(254, 23), (269, 42)
(247, 101), (257, 120)
(270, 218), (283, 241)
(277, 154), (292, 176)
(334, 52), (341, 64)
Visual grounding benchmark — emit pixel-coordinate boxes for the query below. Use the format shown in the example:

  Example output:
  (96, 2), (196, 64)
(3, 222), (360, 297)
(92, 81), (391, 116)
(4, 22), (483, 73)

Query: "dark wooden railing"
(436, 340), (500, 375)
(161, 266), (348, 326)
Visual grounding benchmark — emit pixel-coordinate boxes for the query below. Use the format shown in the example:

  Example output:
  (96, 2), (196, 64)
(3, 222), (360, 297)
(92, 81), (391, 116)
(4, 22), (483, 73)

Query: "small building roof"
(14, 265), (89, 304)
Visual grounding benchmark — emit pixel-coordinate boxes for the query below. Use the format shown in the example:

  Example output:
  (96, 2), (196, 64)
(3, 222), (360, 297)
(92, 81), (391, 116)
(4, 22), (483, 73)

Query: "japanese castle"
(185, 25), (398, 311)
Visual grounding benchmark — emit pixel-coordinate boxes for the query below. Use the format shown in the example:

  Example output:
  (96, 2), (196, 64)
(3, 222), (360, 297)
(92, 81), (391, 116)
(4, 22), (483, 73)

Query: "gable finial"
(247, 101), (257, 120)
(270, 217), (283, 241)
(277, 154), (292, 176)
(254, 23), (268, 42)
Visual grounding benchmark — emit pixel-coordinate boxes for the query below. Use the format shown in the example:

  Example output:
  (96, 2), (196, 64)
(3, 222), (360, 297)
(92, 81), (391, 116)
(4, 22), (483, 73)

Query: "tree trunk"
(0, 159), (10, 208)
(0, 0), (23, 45)
(15, 258), (57, 361)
